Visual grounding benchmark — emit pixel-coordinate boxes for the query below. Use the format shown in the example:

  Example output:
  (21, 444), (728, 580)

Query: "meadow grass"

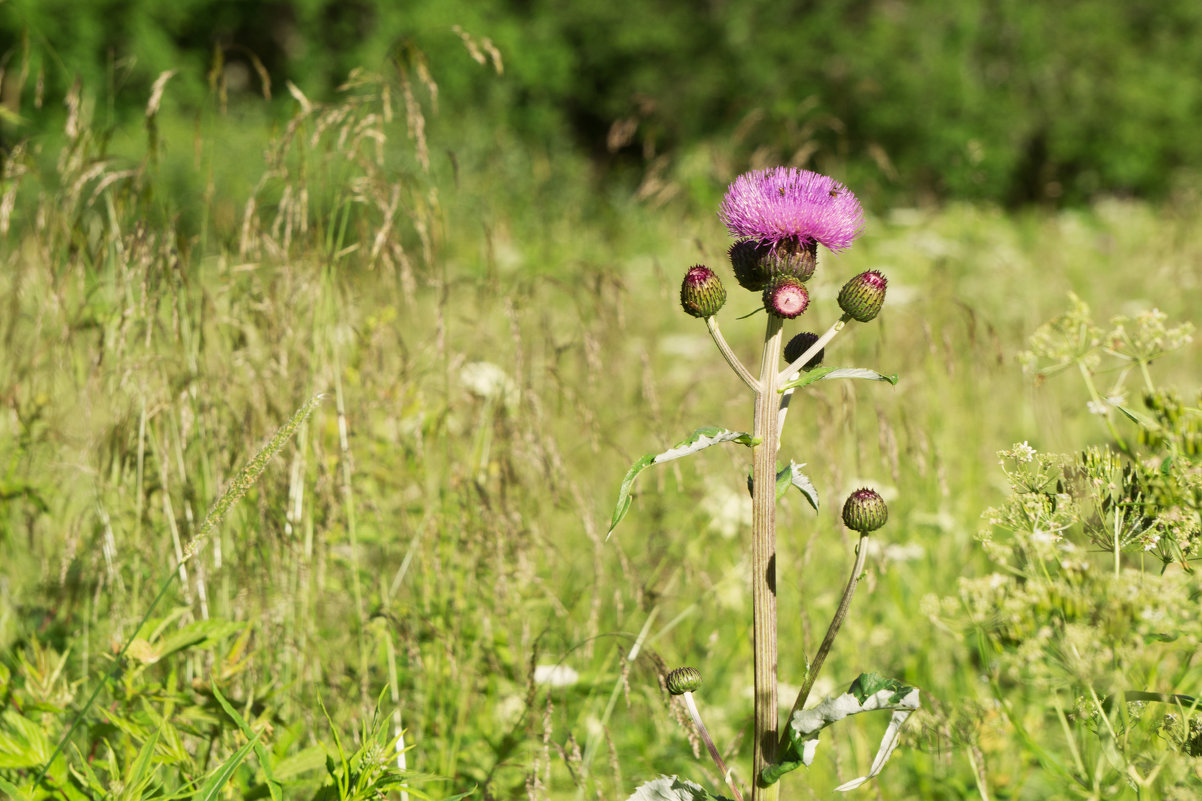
(1, 72), (1200, 800)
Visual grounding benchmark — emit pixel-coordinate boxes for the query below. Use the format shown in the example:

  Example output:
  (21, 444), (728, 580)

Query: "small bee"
(829, 189), (841, 198)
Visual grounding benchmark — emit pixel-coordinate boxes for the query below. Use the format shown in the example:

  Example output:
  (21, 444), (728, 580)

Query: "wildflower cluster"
(931, 298), (1202, 786)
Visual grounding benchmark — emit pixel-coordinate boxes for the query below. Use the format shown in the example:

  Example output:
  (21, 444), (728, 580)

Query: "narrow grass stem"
(706, 316), (759, 391)
(783, 534), (870, 731)
(750, 315), (784, 799)
(777, 314), (850, 437)
(681, 691), (744, 801)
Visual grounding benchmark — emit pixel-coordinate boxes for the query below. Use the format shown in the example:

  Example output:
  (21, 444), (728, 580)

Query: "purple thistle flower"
(718, 167), (864, 252)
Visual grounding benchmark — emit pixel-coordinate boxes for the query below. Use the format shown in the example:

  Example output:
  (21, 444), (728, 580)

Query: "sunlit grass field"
(2, 71), (1200, 800)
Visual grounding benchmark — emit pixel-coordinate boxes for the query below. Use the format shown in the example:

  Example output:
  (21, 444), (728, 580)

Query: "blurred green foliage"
(4, 0), (1202, 205)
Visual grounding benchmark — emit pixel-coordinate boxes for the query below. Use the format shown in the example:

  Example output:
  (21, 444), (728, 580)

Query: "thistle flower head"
(719, 167), (864, 253)
(763, 275), (810, 319)
(680, 265), (727, 318)
(842, 488), (889, 533)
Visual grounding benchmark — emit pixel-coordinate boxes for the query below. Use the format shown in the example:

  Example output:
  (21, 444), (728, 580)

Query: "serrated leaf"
(608, 428), (755, 538)
(625, 775), (728, 801)
(780, 368), (898, 392)
(765, 673), (920, 790)
(782, 462), (819, 511)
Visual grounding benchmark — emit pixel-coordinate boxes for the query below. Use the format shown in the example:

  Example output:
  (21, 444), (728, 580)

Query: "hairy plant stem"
(783, 534), (870, 730)
(751, 315), (784, 799)
(681, 691), (744, 801)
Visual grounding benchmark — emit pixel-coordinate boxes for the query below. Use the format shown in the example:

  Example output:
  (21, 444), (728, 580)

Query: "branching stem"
(783, 533), (871, 732)
(707, 316), (759, 391)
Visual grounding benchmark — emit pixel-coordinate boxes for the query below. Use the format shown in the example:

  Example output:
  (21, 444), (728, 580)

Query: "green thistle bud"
(763, 236), (817, 283)
(680, 266), (727, 318)
(842, 488), (888, 533)
(666, 666), (703, 695)
(729, 240), (769, 291)
(783, 331), (825, 370)
(763, 275), (810, 319)
(837, 270), (888, 323)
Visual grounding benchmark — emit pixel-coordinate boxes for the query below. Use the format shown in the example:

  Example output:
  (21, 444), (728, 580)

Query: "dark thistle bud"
(763, 236), (817, 283)
(842, 488), (888, 533)
(666, 666), (703, 695)
(729, 240), (769, 291)
(837, 270), (888, 323)
(680, 265), (727, 318)
(783, 332), (825, 370)
(763, 275), (810, 319)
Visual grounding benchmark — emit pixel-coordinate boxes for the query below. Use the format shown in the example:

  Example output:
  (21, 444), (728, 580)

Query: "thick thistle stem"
(751, 315), (784, 799)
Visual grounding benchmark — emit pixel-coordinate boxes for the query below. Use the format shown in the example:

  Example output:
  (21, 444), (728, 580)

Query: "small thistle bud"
(763, 275), (810, 319)
(842, 488), (888, 533)
(680, 266), (727, 318)
(837, 270), (888, 322)
(729, 240), (769, 291)
(783, 332), (825, 370)
(666, 667), (703, 695)
(763, 237), (817, 283)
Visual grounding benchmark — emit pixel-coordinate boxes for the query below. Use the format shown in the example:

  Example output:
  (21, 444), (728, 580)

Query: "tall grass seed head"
(783, 331), (825, 370)
(680, 265), (727, 318)
(666, 666), (703, 695)
(719, 167), (864, 253)
(763, 274), (810, 319)
(838, 269), (888, 322)
(842, 487), (888, 533)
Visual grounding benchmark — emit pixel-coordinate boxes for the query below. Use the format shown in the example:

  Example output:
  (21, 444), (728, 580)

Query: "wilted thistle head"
(838, 269), (888, 322)
(719, 167), (864, 253)
(842, 488), (888, 533)
(666, 666), (703, 695)
(763, 275), (810, 319)
(783, 332), (825, 370)
(680, 265), (727, 318)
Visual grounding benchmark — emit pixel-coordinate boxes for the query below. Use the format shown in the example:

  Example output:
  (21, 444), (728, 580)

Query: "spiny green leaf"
(780, 367), (898, 392)
(625, 775), (730, 801)
(766, 673), (920, 790)
(608, 427), (756, 538)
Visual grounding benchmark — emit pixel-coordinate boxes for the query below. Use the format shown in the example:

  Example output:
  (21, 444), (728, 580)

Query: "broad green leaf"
(271, 745), (327, 780)
(625, 775), (728, 801)
(0, 776), (31, 801)
(764, 673), (919, 790)
(780, 368), (898, 392)
(156, 619), (247, 662)
(212, 681), (283, 801)
(0, 710), (51, 768)
(608, 427), (756, 538)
